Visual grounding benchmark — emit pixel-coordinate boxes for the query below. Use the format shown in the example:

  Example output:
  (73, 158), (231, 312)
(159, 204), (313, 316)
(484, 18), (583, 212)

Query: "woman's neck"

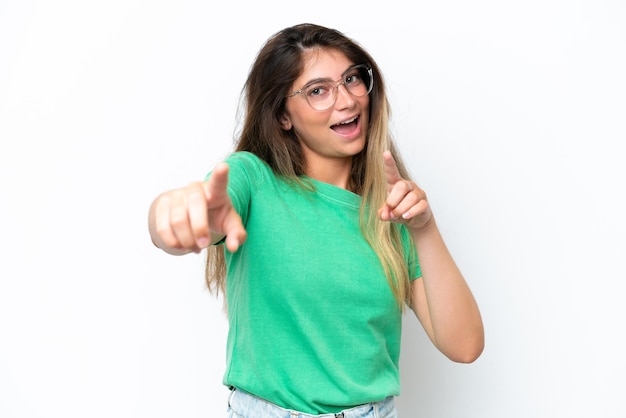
(305, 157), (353, 190)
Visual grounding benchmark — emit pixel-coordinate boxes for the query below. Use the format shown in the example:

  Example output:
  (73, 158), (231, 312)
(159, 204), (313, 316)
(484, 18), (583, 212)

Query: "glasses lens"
(305, 82), (335, 111)
(345, 65), (373, 97)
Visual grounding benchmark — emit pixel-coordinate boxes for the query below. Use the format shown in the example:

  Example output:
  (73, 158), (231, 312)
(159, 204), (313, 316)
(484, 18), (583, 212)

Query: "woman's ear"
(279, 114), (292, 130)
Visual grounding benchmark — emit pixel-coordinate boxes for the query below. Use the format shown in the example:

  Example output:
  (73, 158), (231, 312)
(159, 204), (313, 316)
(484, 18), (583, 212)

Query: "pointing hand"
(378, 151), (433, 230)
(149, 162), (247, 254)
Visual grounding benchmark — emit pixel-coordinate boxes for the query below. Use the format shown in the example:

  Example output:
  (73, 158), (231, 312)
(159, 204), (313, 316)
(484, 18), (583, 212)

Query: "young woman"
(148, 23), (484, 418)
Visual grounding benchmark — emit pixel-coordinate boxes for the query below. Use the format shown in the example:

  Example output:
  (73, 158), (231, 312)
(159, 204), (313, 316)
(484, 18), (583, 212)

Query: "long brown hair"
(206, 23), (414, 308)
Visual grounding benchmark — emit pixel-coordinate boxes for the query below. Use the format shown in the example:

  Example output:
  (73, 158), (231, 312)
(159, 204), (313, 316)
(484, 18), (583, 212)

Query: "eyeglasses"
(286, 64), (373, 111)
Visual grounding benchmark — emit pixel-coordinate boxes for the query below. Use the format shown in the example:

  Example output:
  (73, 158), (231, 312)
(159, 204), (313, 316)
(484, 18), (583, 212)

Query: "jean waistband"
(228, 387), (395, 418)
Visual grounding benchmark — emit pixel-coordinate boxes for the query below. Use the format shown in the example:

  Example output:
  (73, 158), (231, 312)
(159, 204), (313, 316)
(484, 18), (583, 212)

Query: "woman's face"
(282, 49), (370, 173)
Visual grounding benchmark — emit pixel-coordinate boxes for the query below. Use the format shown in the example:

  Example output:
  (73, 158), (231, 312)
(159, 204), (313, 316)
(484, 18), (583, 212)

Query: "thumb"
(204, 162), (231, 206)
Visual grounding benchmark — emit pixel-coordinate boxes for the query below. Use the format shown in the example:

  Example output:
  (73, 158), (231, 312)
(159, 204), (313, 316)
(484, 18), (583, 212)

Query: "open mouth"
(330, 116), (359, 134)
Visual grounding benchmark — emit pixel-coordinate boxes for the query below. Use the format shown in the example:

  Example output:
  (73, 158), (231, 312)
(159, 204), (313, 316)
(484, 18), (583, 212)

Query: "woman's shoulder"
(225, 151), (266, 167)
(225, 151), (272, 174)
(223, 151), (309, 193)
(223, 151), (276, 187)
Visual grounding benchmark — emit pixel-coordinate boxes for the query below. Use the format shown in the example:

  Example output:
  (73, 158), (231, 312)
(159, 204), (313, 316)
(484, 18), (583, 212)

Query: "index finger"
(382, 151), (403, 186)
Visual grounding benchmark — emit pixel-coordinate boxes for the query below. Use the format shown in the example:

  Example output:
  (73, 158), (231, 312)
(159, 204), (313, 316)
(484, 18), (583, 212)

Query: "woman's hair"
(206, 23), (414, 308)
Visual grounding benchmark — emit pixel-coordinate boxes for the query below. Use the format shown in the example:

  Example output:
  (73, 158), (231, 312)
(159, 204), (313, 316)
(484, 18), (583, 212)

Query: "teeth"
(337, 116), (357, 125)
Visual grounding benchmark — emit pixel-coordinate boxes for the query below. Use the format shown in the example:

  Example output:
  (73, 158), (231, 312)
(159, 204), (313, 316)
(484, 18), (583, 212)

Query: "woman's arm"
(379, 151), (484, 363)
(408, 219), (484, 363)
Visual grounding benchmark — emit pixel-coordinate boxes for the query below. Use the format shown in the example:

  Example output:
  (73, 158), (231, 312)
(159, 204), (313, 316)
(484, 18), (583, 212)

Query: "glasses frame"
(286, 64), (374, 111)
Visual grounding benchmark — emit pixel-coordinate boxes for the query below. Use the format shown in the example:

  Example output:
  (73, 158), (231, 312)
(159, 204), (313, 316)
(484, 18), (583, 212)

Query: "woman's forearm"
(409, 218), (484, 363)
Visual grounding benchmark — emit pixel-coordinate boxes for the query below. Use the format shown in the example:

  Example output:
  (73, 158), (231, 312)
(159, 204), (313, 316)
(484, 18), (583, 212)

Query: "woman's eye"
(307, 84), (330, 97)
(346, 73), (361, 85)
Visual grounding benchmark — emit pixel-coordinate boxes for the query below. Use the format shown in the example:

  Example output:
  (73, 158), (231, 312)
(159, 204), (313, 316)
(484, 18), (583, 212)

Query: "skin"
(148, 49), (484, 363)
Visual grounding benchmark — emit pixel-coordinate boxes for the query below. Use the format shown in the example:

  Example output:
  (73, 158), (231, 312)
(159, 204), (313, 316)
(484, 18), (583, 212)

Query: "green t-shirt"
(215, 151), (420, 415)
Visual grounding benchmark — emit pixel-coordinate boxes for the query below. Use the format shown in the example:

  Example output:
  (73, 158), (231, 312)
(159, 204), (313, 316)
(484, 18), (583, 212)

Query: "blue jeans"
(227, 388), (398, 418)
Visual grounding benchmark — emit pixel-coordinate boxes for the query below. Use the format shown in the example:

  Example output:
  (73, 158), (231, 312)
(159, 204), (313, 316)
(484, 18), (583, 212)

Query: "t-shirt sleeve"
(400, 225), (422, 281)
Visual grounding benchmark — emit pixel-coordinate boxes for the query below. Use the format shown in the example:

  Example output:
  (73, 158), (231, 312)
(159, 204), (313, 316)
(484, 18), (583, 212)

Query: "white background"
(1, 1), (625, 417)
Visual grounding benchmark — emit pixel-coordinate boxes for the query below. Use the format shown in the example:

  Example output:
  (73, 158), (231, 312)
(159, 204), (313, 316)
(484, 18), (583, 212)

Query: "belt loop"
(227, 386), (236, 407)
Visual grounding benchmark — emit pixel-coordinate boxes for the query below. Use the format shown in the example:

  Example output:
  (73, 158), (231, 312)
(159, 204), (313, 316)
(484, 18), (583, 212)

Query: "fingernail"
(402, 212), (411, 219)
(197, 238), (209, 248)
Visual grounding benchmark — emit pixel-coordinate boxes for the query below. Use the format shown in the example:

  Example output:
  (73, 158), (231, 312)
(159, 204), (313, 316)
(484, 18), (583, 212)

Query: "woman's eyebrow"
(303, 65), (356, 86)
(303, 76), (332, 86)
